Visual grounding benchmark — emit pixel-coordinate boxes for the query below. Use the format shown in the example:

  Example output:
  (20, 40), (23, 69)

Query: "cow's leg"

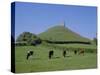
(51, 52), (54, 58)
(26, 53), (29, 60)
(49, 53), (50, 59)
(49, 54), (52, 59)
(63, 51), (66, 57)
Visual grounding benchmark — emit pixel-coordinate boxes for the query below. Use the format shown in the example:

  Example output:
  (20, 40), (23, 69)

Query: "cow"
(63, 50), (66, 57)
(26, 50), (34, 60)
(74, 50), (77, 55)
(78, 49), (84, 55)
(49, 50), (54, 59)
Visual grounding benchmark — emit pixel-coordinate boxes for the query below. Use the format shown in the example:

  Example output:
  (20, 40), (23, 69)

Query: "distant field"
(55, 44), (97, 50)
(15, 45), (97, 73)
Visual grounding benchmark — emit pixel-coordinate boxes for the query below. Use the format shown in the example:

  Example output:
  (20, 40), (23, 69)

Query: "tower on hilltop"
(60, 20), (66, 28)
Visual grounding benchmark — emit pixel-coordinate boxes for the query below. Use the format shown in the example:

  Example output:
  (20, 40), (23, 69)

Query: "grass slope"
(39, 26), (90, 42)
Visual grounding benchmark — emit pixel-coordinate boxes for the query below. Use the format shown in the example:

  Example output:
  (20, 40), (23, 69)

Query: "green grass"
(55, 43), (97, 49)
(39, 26), (90, 42)
(15, 45), (97, 73)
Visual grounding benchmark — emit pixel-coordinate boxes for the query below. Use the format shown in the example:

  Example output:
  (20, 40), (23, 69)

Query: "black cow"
(26, 50), (34, 60)
(49, 50), (54, 59)
(74, 50), (77, 55)
(63, 50), (66, 57)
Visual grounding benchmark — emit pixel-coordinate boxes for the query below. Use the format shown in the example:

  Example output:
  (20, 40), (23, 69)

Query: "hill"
(39, 25), (90, 42)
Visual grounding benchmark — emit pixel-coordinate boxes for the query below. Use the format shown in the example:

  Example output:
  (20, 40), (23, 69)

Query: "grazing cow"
(74, 50), (77, 55)
(49, 50), (54, 59)
(63, 50), (66, 57)
(26, 50), (34, 60)
(78, 49), (84, 55)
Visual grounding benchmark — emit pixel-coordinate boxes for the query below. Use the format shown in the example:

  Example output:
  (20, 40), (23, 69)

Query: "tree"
(16, 32), (41, 46)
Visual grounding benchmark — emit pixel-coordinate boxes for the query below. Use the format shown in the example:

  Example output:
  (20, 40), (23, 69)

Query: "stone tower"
(60, 21), (66, 27)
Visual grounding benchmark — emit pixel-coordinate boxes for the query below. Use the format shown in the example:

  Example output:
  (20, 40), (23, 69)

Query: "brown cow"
(78, 49), (84, 55)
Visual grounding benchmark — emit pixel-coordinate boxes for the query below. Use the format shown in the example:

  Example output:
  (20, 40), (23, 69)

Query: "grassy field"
(15, 45), (97, 73)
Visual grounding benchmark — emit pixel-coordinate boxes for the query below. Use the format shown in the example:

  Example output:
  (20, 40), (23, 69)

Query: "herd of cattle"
(26, 49), (84, 60)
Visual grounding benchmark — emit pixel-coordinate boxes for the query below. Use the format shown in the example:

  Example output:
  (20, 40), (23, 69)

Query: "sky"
(14, 2), (97, 39)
